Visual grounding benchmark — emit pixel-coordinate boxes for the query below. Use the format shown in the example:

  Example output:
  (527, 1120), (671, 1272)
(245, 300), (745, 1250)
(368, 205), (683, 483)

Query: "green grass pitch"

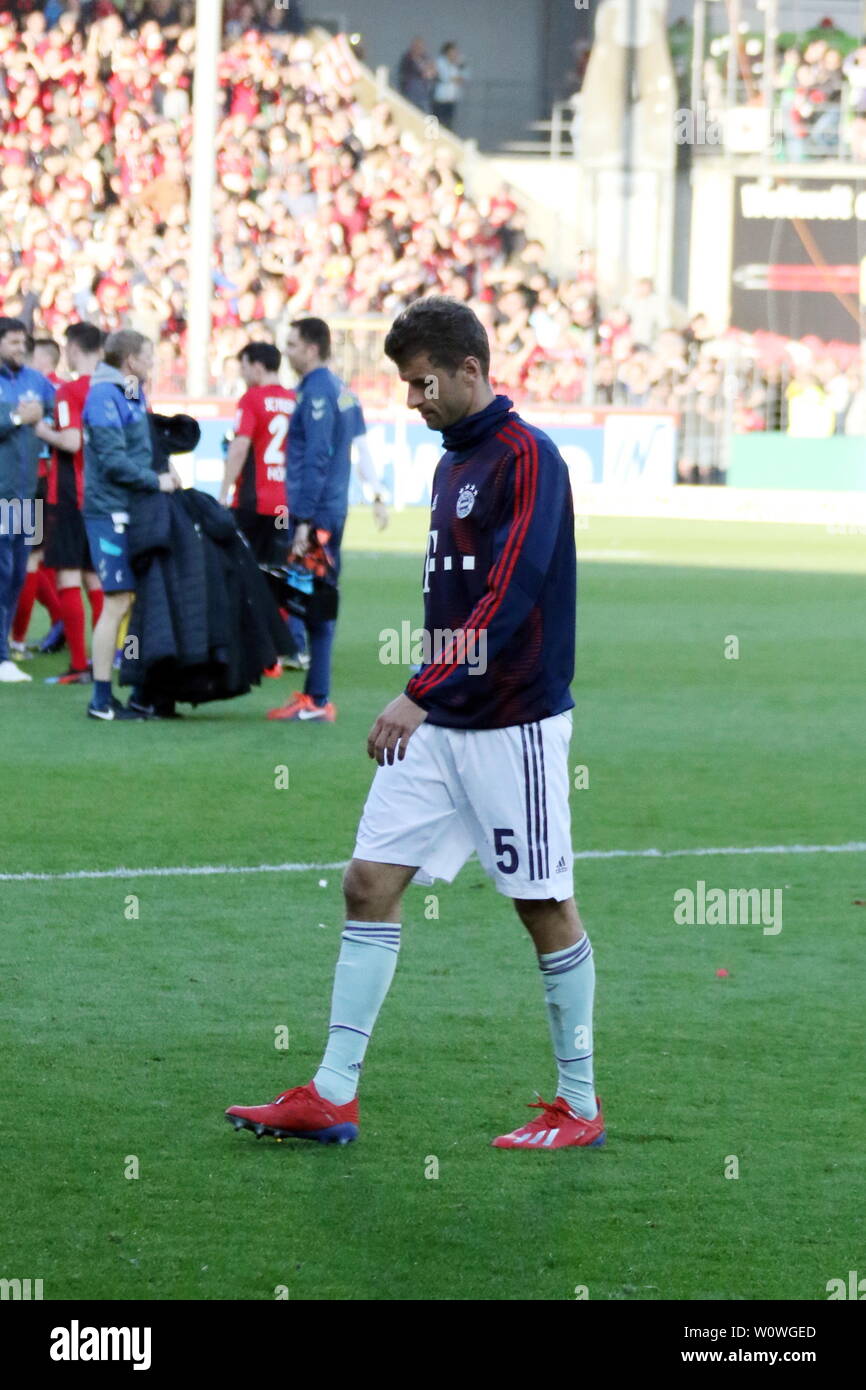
(2, 509), (864, 1301)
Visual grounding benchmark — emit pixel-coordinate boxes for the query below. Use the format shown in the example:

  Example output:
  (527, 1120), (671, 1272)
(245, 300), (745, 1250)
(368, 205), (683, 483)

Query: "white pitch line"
(0, 861), (349, 883)
(1, 842), (865, 884)
(572, 842), (866, 860)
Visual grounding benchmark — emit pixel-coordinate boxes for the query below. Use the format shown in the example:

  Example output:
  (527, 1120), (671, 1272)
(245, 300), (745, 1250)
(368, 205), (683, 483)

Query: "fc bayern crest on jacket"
(456, 483), (478, 518)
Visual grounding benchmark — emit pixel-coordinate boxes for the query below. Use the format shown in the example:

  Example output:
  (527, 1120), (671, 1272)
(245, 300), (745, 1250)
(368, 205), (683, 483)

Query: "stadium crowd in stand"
(1, 2), (865, 489)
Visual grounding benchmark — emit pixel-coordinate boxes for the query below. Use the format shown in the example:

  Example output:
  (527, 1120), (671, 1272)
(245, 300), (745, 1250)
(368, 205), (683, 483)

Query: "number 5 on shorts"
(493, 827), (519, 874)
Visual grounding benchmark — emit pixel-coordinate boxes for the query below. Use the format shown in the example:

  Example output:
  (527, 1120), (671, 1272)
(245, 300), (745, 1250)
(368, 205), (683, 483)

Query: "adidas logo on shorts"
(555, 855), (568, 873)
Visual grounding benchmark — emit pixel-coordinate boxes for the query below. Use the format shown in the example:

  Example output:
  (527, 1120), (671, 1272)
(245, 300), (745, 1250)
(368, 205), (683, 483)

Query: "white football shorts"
(353, 711), (575, 900)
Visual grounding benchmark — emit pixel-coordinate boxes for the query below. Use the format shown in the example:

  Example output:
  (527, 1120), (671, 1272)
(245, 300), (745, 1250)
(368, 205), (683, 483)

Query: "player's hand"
(367, 693), (427, 765)
(17, 398), (43, 426)
(291, 521), (311, 558)
(372, 498), (389, 531)
(158, 472), (179, 492)
(169, 464), (183, 489)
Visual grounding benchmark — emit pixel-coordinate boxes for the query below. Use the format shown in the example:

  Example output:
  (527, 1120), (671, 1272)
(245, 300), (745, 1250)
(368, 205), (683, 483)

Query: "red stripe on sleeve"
(409, 424), (538, 700)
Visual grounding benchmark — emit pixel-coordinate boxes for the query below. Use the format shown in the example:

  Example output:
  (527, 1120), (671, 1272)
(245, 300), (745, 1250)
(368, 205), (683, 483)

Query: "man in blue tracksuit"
(0, 317), (56, 684)
(268, 317), (356, 723)
(82, 330), (179, 721)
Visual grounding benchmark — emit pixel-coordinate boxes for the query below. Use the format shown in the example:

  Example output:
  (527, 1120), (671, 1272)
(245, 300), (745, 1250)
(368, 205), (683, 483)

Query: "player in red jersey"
(221, 341), (303, 672)
(220, 341), (296, 567)
(9, 337), (64, 656)
(34, 323), (106, 684)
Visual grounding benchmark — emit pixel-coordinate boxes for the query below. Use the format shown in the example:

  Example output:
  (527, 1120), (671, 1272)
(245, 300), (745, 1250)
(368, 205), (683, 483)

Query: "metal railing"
(673, 353), (866, 481)
(690, 43), (866, 161)
(152, 323), (866, 489)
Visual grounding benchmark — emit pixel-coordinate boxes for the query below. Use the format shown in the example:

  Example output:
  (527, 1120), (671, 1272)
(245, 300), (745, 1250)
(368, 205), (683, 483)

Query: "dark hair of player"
(66, 322), (105, 354)
(384, 297), (490, 378)
(239, 342), (282, 372)
(291, 317), (331, 360)
(0, 316), (27, 342)
(33, 338), (61, 366)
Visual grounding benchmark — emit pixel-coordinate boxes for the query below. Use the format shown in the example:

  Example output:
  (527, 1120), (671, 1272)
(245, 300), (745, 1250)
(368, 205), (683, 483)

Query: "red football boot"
(225, 1080), (358, 1144)
(266, 691), (337, 722)
(491, 1095), (606, 1149)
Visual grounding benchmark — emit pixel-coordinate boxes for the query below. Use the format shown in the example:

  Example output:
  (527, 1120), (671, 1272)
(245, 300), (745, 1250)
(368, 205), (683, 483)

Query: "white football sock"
(538, 935), (597, 1120)
(313, 920), (400, 1104)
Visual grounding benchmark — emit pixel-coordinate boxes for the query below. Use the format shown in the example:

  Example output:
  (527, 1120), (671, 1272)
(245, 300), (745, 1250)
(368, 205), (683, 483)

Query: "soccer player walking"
(227, 299), (604, 1151)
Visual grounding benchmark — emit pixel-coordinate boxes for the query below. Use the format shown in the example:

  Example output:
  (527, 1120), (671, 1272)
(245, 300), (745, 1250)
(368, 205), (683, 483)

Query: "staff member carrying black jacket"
(82, 331), (179, 722)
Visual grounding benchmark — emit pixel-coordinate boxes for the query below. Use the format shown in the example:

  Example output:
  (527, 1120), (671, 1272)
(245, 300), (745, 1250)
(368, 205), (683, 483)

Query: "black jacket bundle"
(148, 413), (201, 472)
(120, 488), (289, 705)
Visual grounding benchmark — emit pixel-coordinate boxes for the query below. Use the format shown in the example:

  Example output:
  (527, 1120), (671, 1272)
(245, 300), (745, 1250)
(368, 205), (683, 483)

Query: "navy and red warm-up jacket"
(405, 393), (576, 730)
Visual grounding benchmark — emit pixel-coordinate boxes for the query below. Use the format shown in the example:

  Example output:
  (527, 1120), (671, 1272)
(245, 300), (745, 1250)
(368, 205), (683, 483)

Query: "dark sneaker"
(87, 695), (146, 722)
(36, 621), (66, 655)
(127, 698), (182, 719)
